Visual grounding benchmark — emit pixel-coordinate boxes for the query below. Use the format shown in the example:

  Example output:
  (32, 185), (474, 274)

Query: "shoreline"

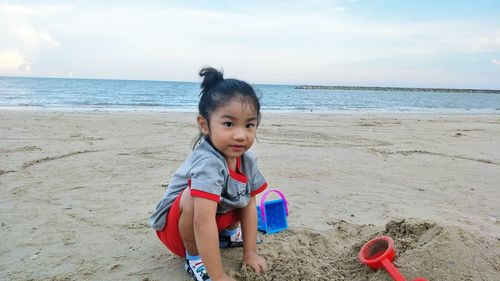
(1, 106), (499, 116)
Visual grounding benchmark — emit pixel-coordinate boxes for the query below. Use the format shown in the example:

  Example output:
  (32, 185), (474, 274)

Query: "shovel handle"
(381, 258), (407, 281)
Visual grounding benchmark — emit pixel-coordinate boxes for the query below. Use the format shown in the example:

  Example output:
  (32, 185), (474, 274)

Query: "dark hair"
(194, 67), (261, 147)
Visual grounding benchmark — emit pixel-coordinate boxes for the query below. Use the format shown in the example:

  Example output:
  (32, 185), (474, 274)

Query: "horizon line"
(1, 75), (499, 91)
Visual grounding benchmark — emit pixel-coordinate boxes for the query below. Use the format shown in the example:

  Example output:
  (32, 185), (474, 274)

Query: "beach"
(1, 110), (499, 280)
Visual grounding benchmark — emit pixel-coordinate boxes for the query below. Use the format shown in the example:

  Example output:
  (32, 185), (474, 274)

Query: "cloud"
(0, 3), (59, 74)
(0, 49), (31, 73)
(493, 59), (500, 65)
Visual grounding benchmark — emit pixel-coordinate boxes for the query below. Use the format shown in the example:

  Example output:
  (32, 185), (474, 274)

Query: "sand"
(0, 110), (499, 280)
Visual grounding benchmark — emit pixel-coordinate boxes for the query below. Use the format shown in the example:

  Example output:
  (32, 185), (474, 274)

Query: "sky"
(1, 0), (500, 88)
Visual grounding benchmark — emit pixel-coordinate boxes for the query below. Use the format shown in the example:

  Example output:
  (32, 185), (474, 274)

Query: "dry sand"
(0, 110), (499, 280)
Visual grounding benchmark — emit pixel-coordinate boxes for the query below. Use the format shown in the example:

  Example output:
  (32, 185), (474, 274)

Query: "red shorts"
(155, 192), (240, 257)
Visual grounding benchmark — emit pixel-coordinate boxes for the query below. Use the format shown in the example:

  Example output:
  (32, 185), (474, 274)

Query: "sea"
(1, 76), (500, 114)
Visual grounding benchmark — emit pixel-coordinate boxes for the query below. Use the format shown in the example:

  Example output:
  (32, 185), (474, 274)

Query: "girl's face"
(198, 97), (258, 166)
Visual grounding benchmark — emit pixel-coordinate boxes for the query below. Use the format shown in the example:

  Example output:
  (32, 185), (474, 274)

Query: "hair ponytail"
(199, 67), (224, 96)
(198, 67), (224, 123)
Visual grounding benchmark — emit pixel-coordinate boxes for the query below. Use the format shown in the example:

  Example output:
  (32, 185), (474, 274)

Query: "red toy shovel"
(358, 236), (428, 281)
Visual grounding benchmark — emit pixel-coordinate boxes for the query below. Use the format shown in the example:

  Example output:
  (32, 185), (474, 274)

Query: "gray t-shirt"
(149, 138), (267, 231)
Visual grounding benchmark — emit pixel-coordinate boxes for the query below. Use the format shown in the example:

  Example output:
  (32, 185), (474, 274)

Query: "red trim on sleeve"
(188, 178), (221, 202)
(250, 182), (268, 196)
(190, 189), (221, 202)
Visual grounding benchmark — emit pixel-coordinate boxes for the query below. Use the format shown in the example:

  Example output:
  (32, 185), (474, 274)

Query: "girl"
(149, 67), (268, 281)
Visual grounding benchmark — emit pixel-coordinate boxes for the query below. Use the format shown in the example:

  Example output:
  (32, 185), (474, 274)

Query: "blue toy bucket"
(257, 189), (289, 234)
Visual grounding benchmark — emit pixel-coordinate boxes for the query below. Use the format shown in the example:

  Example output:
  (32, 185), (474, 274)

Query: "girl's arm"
(240, 196), (267, 273)
(193, 197), (234, 281)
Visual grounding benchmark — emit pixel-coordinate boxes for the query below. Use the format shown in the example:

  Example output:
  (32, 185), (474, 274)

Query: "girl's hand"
(242, 251), (267, 273)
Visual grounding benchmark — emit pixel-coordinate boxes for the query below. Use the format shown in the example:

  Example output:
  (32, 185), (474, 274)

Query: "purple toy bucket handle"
(260, 189), (288, 223)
